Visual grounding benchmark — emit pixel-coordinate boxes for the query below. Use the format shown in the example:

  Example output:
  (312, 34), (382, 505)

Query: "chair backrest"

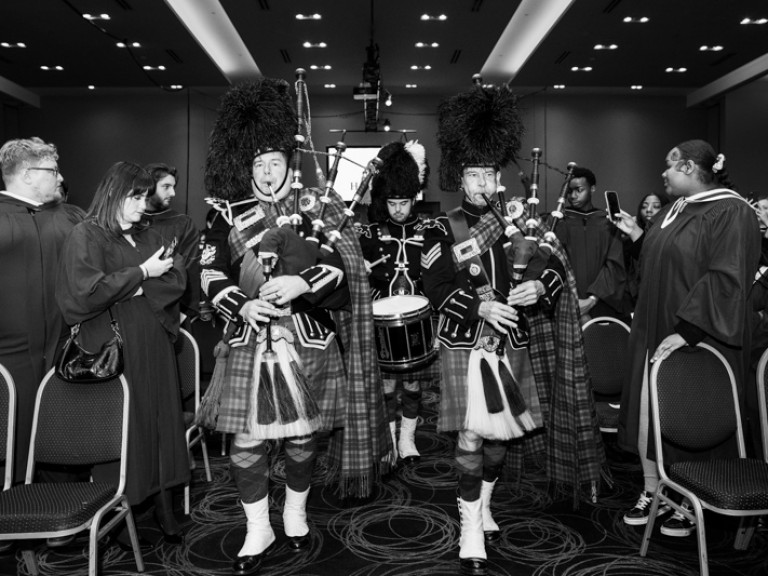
(582, 316), (630, 397)
(0, 363), (16, 491)
(649, 343), (744, 474)
(175, 327), (201, 411)
(756, 346), (768, 462)
(26, 370), (129, 491)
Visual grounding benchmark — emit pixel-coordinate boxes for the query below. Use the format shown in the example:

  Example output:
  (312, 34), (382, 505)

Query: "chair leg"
(123, 502), (146, 573)
(734, 517), (756, 550)
(21, 549), (39, 575)
(639, 490), (662, 556)
(184, 483), (191, 515)
(695, 508), (709, 576)
(220, 432), (228, 456)
(201, 432), (212, 482)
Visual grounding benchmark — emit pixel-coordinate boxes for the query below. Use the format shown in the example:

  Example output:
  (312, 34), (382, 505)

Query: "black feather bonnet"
(369, 140), (429, 222)
(204, 78), (297, 201)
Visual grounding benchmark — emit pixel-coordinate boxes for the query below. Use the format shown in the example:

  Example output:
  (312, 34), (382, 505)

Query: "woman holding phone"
(56, 161), (190, 549)
(612, 140), (760, 537)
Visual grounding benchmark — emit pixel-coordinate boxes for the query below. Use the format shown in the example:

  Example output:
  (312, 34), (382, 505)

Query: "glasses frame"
(27, 166), (60, 177)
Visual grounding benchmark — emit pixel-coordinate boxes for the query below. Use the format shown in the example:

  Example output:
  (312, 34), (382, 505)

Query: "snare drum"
(372, 295), (437, 372)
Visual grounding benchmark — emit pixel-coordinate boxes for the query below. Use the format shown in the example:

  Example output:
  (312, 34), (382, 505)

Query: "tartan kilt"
(438, 330), (542, 435)
(215, 318), (347, 436)
(380, 348), (441, 389)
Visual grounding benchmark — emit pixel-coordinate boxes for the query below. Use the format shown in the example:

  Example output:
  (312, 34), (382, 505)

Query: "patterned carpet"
(1, 385), (766, 576)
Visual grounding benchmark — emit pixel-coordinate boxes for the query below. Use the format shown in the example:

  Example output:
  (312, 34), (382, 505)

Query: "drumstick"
(368, 254), (391, 269)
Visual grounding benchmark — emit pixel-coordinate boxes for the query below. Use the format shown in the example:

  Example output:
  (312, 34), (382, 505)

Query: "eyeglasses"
(27, 166), (59, 177)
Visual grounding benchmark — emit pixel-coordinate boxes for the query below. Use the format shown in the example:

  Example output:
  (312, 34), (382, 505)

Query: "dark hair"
(673, 139), (735, 190)
(143, 162), (178, 187)
(87, 162), (154, 236)
(635, 193), (669, 230)
(570, 166), (596, 188)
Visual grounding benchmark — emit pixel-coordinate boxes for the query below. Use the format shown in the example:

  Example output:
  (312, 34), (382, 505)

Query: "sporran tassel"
(497, 356), (536, 431)
(256, 344), (278, 425)
(480, 357), (505, 414)
(465, 348), (524, 440)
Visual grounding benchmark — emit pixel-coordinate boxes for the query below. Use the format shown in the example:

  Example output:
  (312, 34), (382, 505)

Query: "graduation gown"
(0, 194), (84, 482)
(618, 189), (760, 462)
(56, 221), (190, 504)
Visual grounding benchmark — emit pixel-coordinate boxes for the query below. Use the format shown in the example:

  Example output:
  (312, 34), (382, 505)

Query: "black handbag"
(56, 309), (124, 383)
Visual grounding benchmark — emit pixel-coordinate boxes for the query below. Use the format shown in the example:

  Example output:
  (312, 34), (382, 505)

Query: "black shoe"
(483, 529), (500, 544)
(286, 533), (309, 551)
(460, 557), (487, 576)
(232, 542), (274, 576)
(161, 531), (184, 546)
(117, 535), (156, 554)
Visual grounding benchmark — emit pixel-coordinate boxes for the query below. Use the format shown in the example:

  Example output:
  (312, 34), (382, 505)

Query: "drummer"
(359, 140), (432, 463)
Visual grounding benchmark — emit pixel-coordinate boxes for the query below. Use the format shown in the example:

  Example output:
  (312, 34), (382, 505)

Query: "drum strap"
(447, 208), (496, 303)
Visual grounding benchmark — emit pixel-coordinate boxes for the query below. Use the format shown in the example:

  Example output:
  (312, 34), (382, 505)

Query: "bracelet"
(139, 264), (148, 280)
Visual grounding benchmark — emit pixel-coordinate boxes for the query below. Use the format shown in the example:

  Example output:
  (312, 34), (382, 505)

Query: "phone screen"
(605, 190), (621, 219)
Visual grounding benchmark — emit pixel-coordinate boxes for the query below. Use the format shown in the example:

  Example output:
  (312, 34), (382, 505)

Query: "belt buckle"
(478, 335), (499, 352)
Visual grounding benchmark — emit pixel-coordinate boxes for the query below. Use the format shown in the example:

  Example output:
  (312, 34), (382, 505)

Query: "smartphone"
(162, 237), (177, 259)
(605, 190), (621, 220)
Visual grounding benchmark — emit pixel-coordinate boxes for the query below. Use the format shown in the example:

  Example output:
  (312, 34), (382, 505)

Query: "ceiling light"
(384, 91), (392, 106)
(699, 45), (723, 51)
(553, 84), (565, 89)
(170, 84), (184, 90)
(383, 119), (391, 132)
(405, 84), (418, 88)
(309, 64), (332, 70)
(324, 84), (336, 89)
(303, 41), (327, 48)
(623, 16), (649, 23)
(40, 65), (64, 71)
(0, 42), (26, 48)
(631, 85), (643, 90)
(415, 42), (439, 48)
(88, 85), (95, 90)
(83, 13), (110, 20)
(116, 42), (141, 48)
(296, 13), (322, 20)
(593, 44), (618, 50)
(740, 17), (768, 25)
(570, 66), (592, 72)
(143, 65), (166, 71)
(420, 14), (447, 21)
(410, 65), (432, 70)
(665, 67), (687, 73)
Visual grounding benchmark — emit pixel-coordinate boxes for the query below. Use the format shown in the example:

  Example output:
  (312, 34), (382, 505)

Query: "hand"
(238, 299), (278, 329)
(142, 246), (173, 278)
(650, 333), (687, 363)
(478, 300), (519, 333)
(610, 210), (644, 241)
(259, 275), (311, 306)
(508, 280), (544, 307)
(578, 296), (597, 315)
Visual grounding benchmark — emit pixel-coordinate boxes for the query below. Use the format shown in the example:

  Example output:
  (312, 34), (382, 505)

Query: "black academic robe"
(0, 194), (84, 482)
(618, 190), (761, 462)
(56, 221), (190, 504)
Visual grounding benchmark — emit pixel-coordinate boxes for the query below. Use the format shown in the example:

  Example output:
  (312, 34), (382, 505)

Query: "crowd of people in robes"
(0, 73), (766, 576)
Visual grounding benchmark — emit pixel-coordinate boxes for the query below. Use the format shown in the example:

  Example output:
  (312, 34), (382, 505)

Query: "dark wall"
(8, 82), (763, 227)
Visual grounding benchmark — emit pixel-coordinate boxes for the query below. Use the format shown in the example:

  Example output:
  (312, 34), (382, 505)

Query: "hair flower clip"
(712, 153), (725, 173)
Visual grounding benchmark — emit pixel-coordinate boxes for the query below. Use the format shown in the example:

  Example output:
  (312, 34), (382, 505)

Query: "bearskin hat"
(204, 78), (297, 201)
(368, 140), (429, 222)
(437, 82), (524, 192)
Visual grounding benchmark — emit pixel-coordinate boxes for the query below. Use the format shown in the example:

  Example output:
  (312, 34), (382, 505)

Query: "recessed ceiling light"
(665, 67), (687, 73)
(415, 42), (439, 48)
(302, 41), (327, 48)
(0, 42), (26, 48)
(309, 64), (332, 70)
(594, 44), (618, 50)
(324, 84), (336, 89)
(40, 65), (64, 71)
(553, 84), (566, 89)
(740, 17), (768, 25)
(83, 13), (110, 20)
(699, 45), (723, 51)
(623, 16), (649, 23)
(570, 66), (592, 72)
(116, 42), (141, 48)
(420, 14), (447, 21)
(143, 65), (166, 71)
(405, 84), (418, 88)
(170, 84), (184, 90)
(410, 65), (432, 70)
(631, 85), (643, 90)
(88, 85), (95, 90)
(296, 13), (321, 20)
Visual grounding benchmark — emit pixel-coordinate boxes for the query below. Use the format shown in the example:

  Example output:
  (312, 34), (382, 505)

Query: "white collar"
(660, 188), (745, 228)
(0, 190), (42, 207)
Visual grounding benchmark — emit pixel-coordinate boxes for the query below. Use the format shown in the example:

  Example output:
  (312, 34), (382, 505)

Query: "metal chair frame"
(640, 343), (768, 576)
(0, 363), (16, 492)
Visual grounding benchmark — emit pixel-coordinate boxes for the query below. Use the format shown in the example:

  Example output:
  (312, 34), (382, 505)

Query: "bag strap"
(71, 306), (121, 340)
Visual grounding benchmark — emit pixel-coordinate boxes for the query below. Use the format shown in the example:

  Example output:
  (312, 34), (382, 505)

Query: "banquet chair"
(0, 363), (15, 491)
(581, 316), (630, 433)
(639, 344), (768, 576)
(0, 370), (144, 576)
(758, 347), (768, 462)
(176, 327), (212, 514)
